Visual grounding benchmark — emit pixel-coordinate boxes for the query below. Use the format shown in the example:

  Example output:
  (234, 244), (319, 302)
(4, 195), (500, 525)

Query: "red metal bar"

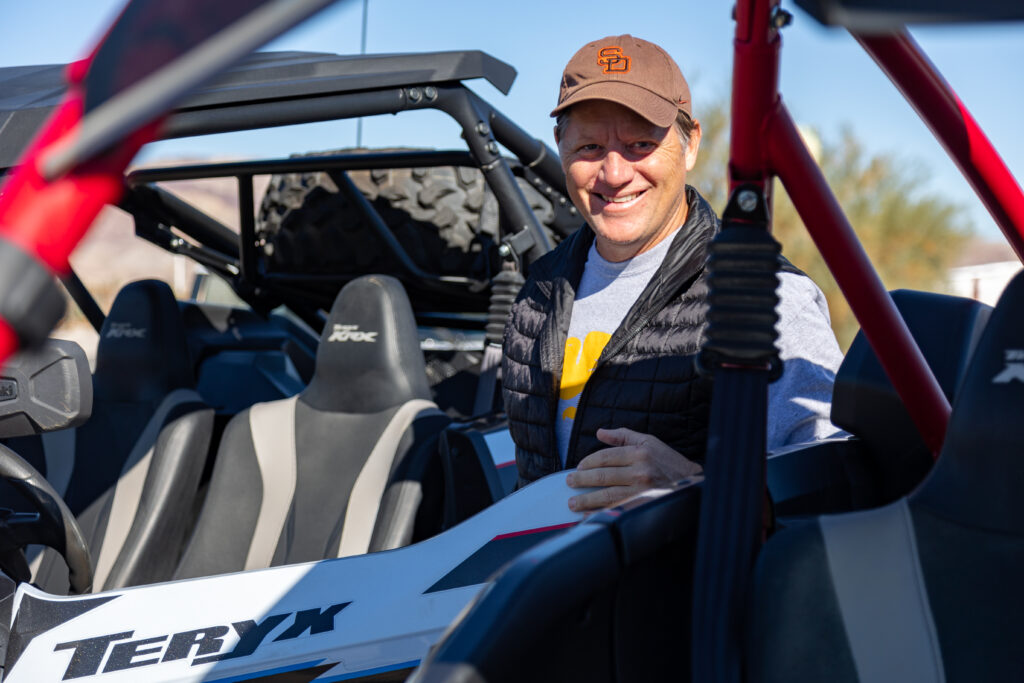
(728, 0), (781, 196)
(0, 65), (158, 369)
(856, 31), (1024, 262)
(0, 93), (148, 275)
(0, 322), (18, 366)
(766, 103), (951, 456)
(690, 6), (789, 681)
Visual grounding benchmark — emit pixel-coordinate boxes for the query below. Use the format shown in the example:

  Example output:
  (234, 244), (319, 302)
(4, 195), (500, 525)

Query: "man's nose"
(599, 151), (633, 187)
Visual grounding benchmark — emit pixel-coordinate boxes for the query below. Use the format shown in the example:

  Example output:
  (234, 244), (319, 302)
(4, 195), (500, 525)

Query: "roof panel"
(0, 50), (516, 168)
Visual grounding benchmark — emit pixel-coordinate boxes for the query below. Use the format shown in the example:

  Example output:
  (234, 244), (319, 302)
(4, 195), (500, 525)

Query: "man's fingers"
(567, 464), (637, 489)
(569, 485), (639, 512)
(576, 446), (637, 471)
(595, 427), (646, 447)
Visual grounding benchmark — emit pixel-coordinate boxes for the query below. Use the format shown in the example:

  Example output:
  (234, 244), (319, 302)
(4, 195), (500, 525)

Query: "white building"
(946, 241), (1021, 306)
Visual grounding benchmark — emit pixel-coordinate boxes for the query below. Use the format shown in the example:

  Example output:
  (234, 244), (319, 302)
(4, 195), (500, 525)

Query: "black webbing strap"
(692, 184), (782, 683)
(0, 238), (66, 349)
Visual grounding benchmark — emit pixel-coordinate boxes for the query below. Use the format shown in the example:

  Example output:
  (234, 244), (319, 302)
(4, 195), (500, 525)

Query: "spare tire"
(256, 149), (577, 286)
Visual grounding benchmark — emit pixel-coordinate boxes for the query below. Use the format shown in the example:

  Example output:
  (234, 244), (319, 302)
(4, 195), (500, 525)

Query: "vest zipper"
(544, 190), (715, 472)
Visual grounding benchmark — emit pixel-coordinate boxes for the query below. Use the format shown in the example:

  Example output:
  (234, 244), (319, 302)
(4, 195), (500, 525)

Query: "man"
(502, 35), (843, 512)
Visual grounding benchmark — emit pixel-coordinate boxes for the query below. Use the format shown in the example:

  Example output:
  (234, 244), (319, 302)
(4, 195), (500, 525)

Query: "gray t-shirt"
(555, 235), (843, 466)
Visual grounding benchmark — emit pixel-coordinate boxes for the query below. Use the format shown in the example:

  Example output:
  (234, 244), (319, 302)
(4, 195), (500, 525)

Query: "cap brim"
(550, 81), (680, 128)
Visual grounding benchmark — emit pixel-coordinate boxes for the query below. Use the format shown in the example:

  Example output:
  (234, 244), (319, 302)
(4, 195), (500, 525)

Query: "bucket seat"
(749, 272), (1024, 682)
(29, 279), (213, 593)
(174, 274), (450, 579)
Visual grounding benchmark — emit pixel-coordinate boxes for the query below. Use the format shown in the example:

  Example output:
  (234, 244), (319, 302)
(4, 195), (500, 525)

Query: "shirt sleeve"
(767, 272), (846, 450)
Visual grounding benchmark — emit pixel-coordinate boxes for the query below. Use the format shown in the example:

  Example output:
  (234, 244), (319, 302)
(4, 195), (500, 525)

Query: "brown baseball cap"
(551, 34), (692, 128)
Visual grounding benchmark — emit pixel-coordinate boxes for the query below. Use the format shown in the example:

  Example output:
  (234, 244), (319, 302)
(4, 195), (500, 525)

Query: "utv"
(0, 0), (1022, 681)
(0, 45), (595, 682)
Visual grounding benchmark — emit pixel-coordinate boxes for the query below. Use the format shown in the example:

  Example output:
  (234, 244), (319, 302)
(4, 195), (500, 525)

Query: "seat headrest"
(302, 275), (431, 413)
(94, 280), (193, 403)
(831, 290), (990, 499)
(915, 271), (1024, 534)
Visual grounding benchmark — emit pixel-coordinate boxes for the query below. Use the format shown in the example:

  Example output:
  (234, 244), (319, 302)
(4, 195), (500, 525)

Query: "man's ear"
(553, 124), (561, 145)
(684, 119), (702, 172)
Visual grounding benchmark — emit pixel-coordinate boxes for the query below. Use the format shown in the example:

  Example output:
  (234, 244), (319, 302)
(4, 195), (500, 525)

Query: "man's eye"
(631, 141), (656, 152)
(578, 143), (601, 154)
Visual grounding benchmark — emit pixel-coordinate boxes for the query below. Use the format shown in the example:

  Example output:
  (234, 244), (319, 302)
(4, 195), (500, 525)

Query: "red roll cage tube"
(0, 0), (341, 372)
(731, 0), (1024, 457)
(0, 61), (155, 363)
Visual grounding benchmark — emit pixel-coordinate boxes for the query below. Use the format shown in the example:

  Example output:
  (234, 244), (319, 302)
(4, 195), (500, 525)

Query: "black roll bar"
(60, 269), (106, 333)
(126, 151), (480, 183)
(327, 169), (488, 291)
(144, 81), (561, 265)
(488, 107), (566, 197)
(237, 175), (259, 290)
(123, 184), (240, 259)
(113, 81), (567, 318)
(433, 85), (553, 265)
(121, 194), (241, 283)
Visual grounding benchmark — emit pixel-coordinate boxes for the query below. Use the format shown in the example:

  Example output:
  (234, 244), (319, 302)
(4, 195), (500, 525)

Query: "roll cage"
(0, 50), (574, 331)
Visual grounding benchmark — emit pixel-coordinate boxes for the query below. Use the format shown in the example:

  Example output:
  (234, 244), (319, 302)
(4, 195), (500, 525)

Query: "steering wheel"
(0, 443), (92, 594)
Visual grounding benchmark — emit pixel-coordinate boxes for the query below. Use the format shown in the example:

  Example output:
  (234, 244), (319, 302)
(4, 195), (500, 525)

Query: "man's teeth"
(600, 192), (640, 203)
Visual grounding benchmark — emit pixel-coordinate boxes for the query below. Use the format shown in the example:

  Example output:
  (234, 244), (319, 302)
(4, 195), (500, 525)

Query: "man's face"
(556, 100), (701, 262)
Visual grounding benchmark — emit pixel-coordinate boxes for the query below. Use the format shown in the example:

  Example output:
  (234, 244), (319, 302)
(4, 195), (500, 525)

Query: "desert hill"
(56, 160), (268, 359)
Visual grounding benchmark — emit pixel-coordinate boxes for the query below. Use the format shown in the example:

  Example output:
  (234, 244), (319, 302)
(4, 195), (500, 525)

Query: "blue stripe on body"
(318, 659), (420, 681)
(204, 658), (326, 683)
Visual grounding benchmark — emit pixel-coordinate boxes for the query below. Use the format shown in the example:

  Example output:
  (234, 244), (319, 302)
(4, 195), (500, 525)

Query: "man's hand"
(566, 428), (703, 512)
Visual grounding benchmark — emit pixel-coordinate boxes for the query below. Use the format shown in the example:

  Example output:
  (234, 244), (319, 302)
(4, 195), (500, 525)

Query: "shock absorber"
(474, 268), (525, 416)
(485, 269), (525, 348)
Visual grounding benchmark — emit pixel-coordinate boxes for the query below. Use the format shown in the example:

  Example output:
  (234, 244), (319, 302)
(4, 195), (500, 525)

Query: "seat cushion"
(174, 398), (449, 578)
(174, 275), (451, 579)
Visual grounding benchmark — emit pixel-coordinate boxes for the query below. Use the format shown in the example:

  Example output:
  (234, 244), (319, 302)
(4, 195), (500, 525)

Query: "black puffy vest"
(502, 186), (718, 484)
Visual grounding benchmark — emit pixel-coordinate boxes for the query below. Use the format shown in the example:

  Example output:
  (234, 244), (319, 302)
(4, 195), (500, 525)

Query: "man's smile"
(596, 190), (646, 208)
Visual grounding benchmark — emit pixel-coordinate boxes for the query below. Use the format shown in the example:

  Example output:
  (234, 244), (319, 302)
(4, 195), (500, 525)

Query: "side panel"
(5, 472), (587, 683)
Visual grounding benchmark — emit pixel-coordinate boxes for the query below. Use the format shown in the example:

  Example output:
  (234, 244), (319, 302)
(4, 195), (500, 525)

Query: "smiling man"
(502, 35), (843, 511)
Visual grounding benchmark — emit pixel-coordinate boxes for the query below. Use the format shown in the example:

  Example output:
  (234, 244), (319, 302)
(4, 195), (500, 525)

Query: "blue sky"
(1, 1), (1022, 239)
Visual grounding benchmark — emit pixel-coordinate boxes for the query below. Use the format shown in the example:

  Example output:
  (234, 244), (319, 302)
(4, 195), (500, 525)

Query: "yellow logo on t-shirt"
(560, 331), (612, 420)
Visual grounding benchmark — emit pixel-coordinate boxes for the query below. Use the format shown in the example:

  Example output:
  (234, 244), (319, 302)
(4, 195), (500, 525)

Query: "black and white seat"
(174, 275), (450, 579)
(28, 280), (213, 593)
(829, 289), (992, 503)
(750, 273), (1024, 682)
(766, 290), (992, 519)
